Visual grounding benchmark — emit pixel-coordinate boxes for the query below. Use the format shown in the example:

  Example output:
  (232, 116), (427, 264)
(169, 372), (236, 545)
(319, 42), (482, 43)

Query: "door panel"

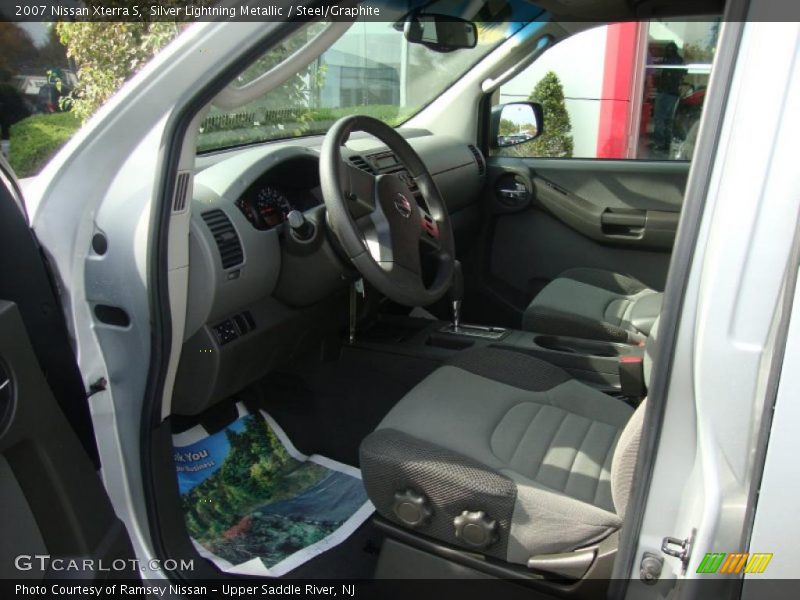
(491, 209), (672, 293)
(529, 160), (686, 250)
(0, 301), (136, 579)
(0, 456), (48, 579)
(0, 160), (135, 580)
(467, 159), (686, 327)
(528, 159), (688, 211)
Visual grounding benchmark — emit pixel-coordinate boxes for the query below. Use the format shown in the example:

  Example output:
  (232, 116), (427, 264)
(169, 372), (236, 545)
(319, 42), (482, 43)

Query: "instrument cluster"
(236, 185), (295, 230)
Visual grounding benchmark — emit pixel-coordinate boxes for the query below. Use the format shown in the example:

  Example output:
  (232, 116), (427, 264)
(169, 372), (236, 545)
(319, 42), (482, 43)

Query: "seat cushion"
(522, 267), (662, 343)
(360, 347), (634, 563)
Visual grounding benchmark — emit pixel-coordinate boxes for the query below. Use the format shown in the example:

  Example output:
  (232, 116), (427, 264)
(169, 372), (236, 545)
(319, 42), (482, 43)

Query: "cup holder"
(534, 335), (620, 358)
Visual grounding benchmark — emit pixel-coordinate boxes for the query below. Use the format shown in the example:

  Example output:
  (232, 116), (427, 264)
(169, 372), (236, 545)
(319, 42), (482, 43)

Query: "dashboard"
(174, 131), (486, 416)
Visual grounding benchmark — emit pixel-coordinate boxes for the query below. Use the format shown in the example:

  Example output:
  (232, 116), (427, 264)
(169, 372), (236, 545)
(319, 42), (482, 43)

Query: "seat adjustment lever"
(527, 549), (596, 580)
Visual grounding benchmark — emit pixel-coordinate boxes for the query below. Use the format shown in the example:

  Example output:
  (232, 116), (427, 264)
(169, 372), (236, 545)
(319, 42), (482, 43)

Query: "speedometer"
(254, 186), (292, 227)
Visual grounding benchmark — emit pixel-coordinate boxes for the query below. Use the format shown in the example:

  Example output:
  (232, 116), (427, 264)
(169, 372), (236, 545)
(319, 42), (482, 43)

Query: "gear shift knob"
(451, 260), (463, 330)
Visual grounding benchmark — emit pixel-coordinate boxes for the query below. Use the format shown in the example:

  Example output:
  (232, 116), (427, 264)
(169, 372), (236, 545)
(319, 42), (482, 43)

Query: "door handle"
(601, 210), (646, 228)
(499, 188), (528, 201)
(601, 209), (646, 238)
(495, 175), (531, 209)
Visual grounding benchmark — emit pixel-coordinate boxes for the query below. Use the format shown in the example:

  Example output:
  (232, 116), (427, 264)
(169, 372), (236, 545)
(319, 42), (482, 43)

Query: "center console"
(354, 314), (643, 394)
(353, 260), (643, 396)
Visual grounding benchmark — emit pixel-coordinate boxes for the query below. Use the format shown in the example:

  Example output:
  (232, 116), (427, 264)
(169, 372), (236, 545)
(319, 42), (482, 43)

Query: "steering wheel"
(320, 115), (455, 307)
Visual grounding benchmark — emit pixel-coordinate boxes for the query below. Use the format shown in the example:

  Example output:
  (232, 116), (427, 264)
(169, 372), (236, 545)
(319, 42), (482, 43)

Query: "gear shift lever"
(441, 260), (507, 340)
(450, 260), (464, 331)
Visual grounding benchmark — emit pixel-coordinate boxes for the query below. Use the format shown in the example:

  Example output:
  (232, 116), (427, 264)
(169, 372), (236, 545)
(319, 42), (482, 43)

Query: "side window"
(493, 20), (720, 161)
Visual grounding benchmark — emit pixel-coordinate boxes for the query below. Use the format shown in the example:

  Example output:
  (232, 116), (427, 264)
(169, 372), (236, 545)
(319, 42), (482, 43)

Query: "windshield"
(197, 0), (543, 153)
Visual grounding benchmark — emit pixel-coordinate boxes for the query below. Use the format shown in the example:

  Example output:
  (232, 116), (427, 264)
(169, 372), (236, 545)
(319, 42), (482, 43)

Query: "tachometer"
(254, 186), (292, 227)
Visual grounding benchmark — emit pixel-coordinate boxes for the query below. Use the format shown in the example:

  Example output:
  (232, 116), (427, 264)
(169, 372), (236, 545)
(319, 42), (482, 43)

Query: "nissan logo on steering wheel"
(394, 193), (413, 218)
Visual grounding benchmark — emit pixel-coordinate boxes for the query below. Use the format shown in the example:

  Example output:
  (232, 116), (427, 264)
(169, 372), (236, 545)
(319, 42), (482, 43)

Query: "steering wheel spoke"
(341, 159), (377, 218)
(356, 207), (393, 264)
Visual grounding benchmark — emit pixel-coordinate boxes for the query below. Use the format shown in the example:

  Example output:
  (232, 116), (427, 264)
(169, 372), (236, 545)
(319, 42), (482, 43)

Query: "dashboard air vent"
(468, 144), (486, 176)
(349, 156), (376, 175)
(201, 210), (244, 269)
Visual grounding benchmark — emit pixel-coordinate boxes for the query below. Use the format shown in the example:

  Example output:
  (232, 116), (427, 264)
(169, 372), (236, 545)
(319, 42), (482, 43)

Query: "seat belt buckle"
(619, 355), (647, 400)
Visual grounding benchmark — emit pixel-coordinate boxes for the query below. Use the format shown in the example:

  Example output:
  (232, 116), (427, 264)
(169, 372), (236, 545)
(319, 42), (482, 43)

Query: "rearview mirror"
(404, 14), (478, 53)
(491, 102), (544, 147)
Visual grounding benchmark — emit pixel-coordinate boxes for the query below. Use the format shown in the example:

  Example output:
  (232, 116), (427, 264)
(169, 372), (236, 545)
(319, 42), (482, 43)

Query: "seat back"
(610, 315), (659, 518)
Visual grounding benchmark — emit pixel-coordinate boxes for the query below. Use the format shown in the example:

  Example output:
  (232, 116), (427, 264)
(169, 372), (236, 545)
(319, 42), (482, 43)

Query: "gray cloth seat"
(360, 346), (648, 566)
(522, 267), (663, 343)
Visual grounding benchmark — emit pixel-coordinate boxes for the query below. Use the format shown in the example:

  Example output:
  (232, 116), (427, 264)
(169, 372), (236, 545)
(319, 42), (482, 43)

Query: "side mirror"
(403, 14), (478, 53)
(491, 102), (544, 148)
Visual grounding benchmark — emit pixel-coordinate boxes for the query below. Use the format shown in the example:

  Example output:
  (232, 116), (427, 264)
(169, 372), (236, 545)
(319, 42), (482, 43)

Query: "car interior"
(158, 115), (659, 587)
(137, 1), (725, 596)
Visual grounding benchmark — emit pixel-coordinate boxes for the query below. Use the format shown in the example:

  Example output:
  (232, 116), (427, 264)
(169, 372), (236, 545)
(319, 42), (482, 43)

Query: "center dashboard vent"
(201, 209), (244, 269)
(468, 144), (486, 176)
(349, 156), (376, 175)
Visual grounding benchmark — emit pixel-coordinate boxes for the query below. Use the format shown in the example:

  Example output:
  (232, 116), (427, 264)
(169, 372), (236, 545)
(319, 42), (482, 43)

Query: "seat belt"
(619, 355), (647, 402)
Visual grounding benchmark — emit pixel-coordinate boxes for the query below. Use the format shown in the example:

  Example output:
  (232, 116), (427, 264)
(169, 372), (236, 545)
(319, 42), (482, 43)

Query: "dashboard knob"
(287, 210), (314, 241)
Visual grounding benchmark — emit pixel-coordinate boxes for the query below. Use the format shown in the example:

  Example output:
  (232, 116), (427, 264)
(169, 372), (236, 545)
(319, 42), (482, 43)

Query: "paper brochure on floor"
(172, 405), (374, 577)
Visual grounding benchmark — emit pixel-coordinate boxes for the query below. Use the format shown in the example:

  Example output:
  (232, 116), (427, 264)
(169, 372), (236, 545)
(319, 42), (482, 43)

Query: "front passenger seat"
(360, 320), (658, 570)
(522, 267), (662, 343)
